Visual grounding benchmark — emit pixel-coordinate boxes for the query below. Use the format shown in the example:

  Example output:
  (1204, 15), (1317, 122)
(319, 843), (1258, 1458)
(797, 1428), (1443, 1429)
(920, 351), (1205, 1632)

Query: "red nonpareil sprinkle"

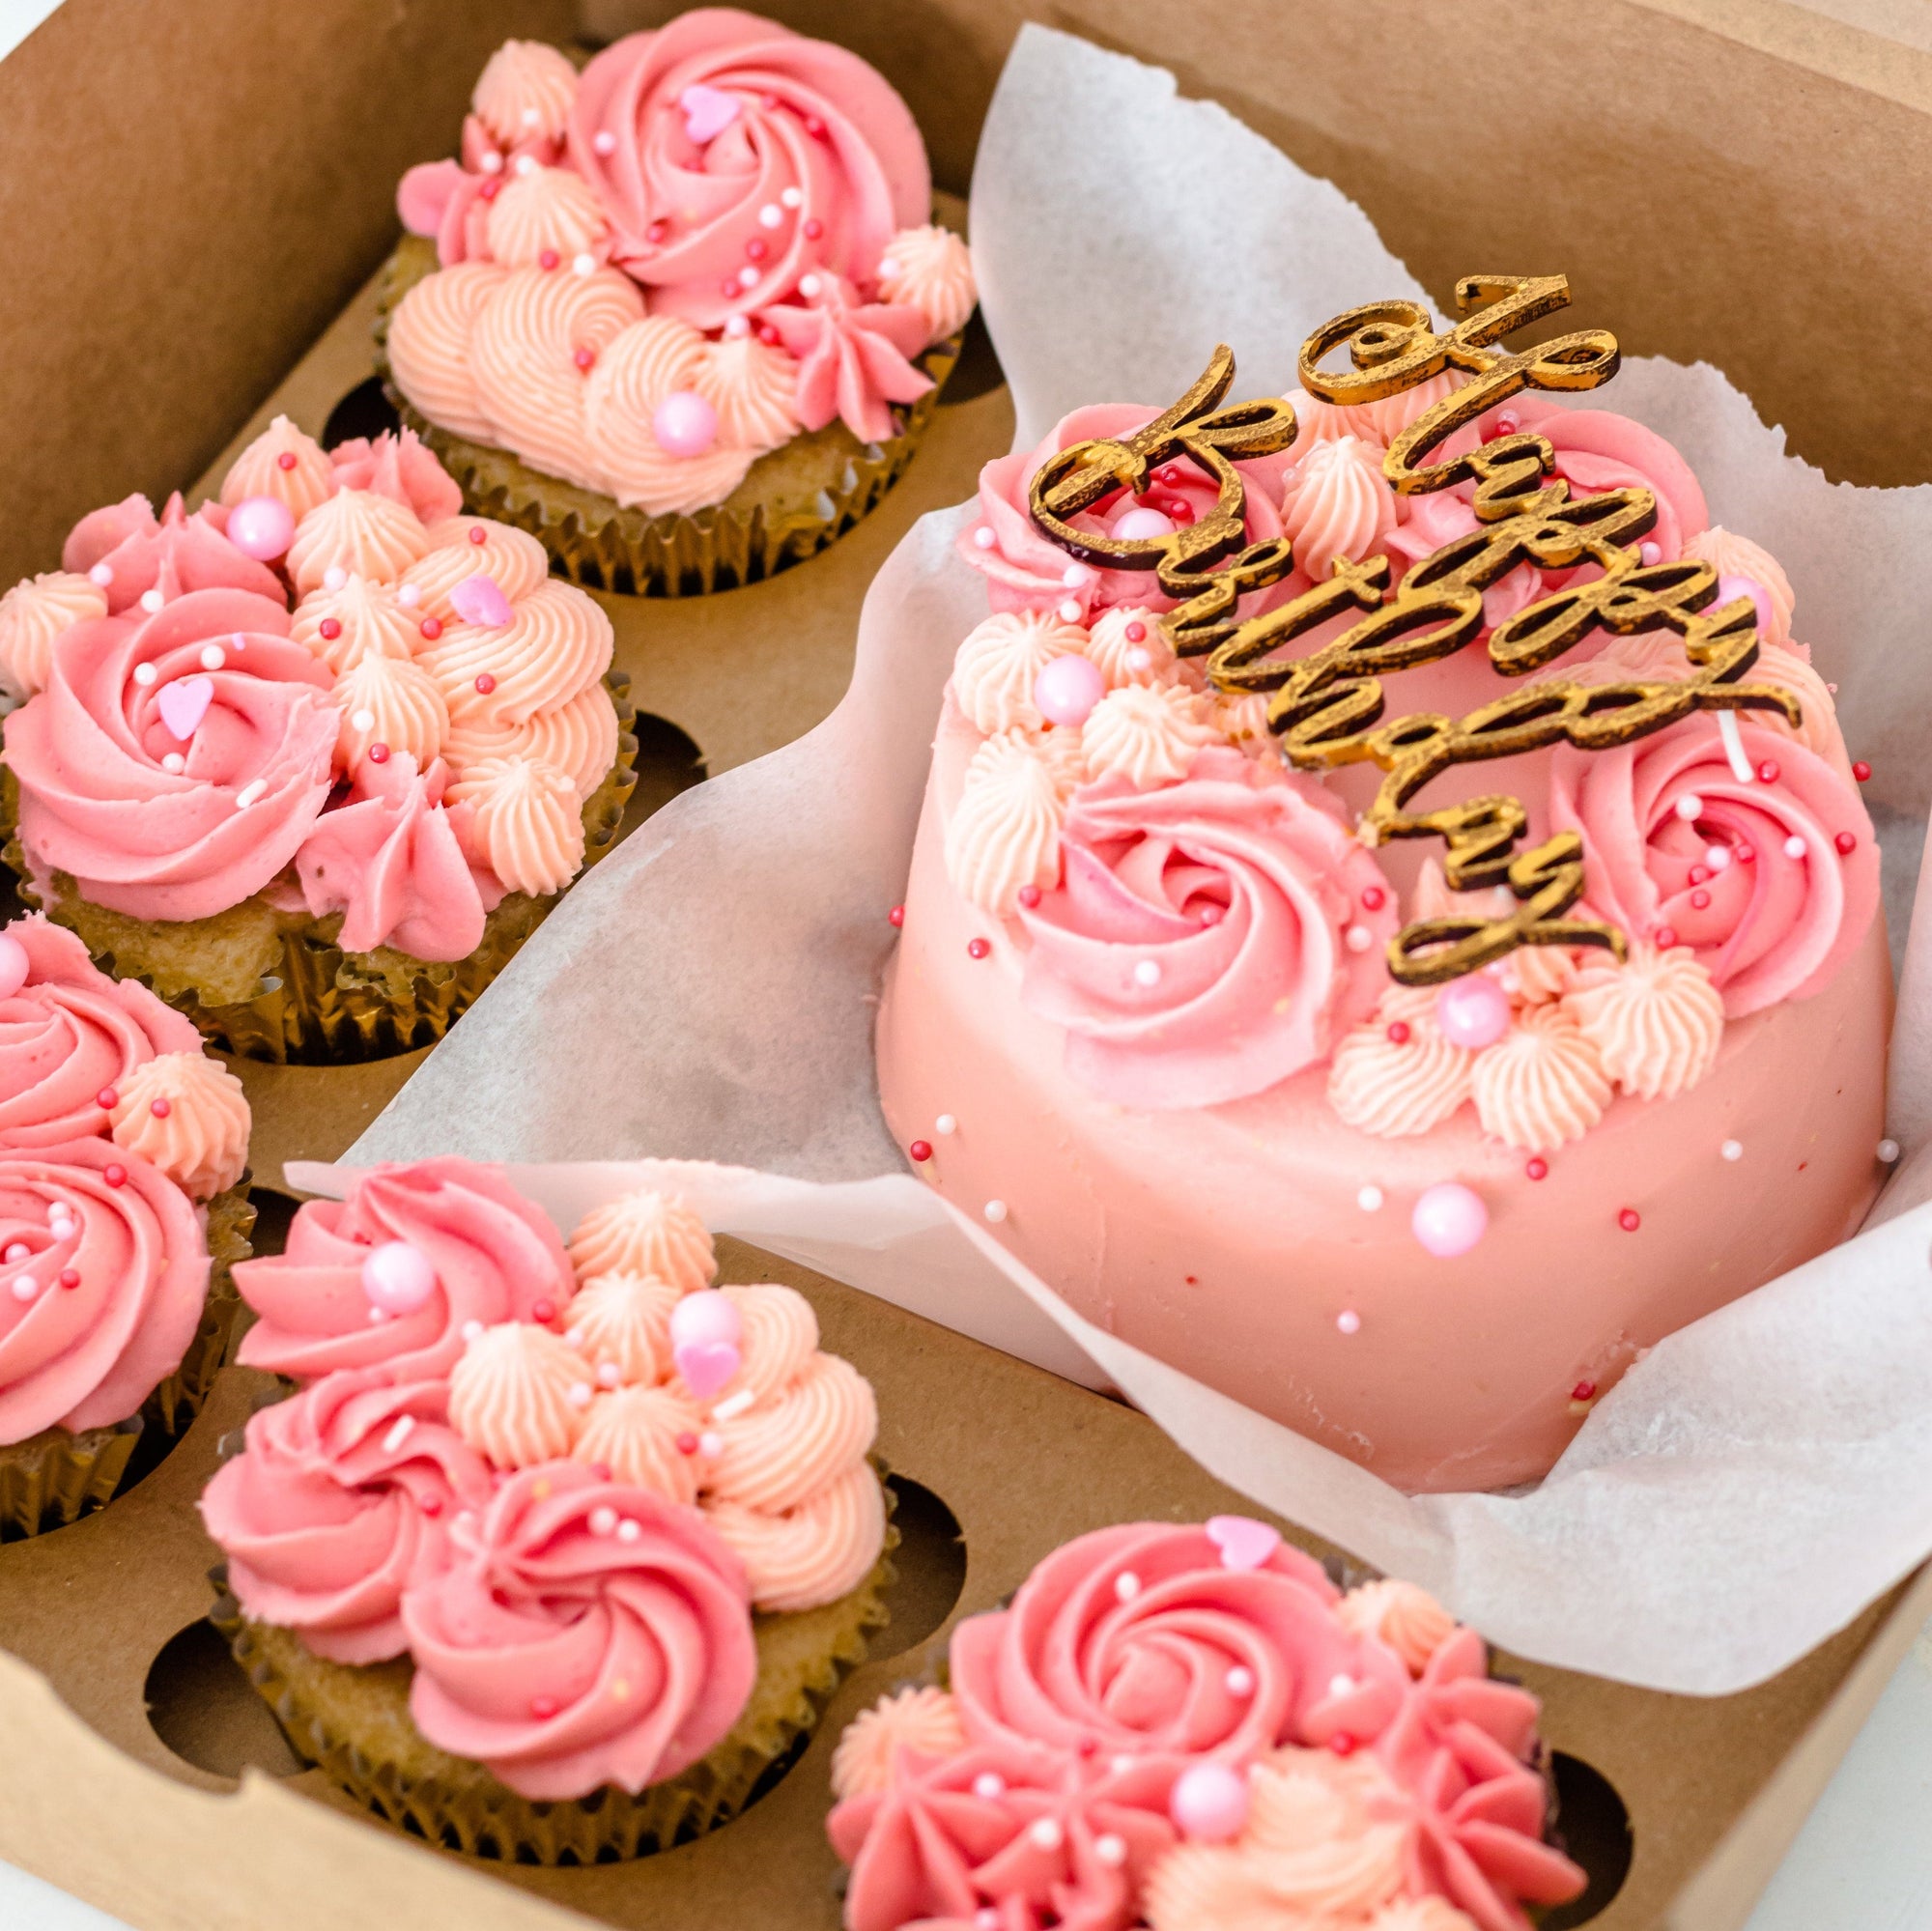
(149, 1098), (171, 1119)
(1360, 885), (1386, 911)
(1835, 831), (1858, 854)
(720, 276), (740, 298)
(1854, 760), (1872, 781)
(1125, 621), (1147, 642)
(1736, 843), (1755, 864)
(675, 1432), (698, 1455)
(908, 1140), (932, 1163)
(418, 1492), (442, 1516)
(530, 1696), (558, 1719)
(366, 742), (390, 764)
(803, 216), (823, 240)
(97, 1089), (118, 1110)
(479, 176), (501, 200)
(804, 114), (826, 137)
(1525, 1157), (1548, 1180)
(1617, 1207), (1640, 1232)
(1656, 925), (1678, 949)
(1328, 1733), (1357, 1757)
(1018, 884), (1042, 909)
(1572, 1380), (1597, 1402)
(888, 904), (905, 927)
(1690, 890), (1711, 909)
(967, 937), (991, 959)
(646, 218), (669, 244)
(1165, 498), (1195, 523)
(538, 248), (560, 270)
(592, 1463), (611, 1482)
(1756, 759), (1780, 783)
(474, 672), (497, 695)
(758, 323), (781, 347)
(1385, 1020), (1411, 1044)
(419, 616), (442, 640)
(574, 346), (596, 371)
(318, 617), (341, 640)
(58, 1269), (79, 1290)
(1689, 865), (1709, 885)
(103, 1164), (126, 1188)
(468, 525), (488, 545)
(745, 237), (768, 262)
(531, 1299), (555, 1323)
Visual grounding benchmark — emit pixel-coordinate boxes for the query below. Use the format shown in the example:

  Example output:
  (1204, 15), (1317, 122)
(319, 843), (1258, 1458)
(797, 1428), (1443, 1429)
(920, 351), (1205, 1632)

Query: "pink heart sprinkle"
(448, 573), (512, 628)
(1205, 1515), (1281, 1572)
(674, 1338), (741, 1402)
(156, 674), (213, 742)
(680, 83), (741, 146)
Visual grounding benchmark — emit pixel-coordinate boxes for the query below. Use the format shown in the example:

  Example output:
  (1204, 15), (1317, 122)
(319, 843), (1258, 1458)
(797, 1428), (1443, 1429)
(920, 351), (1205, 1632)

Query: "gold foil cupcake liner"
(1, 680), (639, 1065)
(210, 1512), (896, 1863)
(0, 1181), (254, 1540)
(374, 236), (964, 598)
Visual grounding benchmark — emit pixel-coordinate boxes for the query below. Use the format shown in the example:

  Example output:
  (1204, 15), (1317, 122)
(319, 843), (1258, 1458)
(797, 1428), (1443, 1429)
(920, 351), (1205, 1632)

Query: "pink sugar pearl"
(1170, 1762), (1249, 1842)
(225, 495), (297, 562)
(668, 1289), (741, 1350)
(0, 933), (27, 1002)
(1412, 1182), (1488, 1258)
(1435, 974), (1511, 1050)
(1717, 572), (1775, 634)
(360, 1240), (438, 1316)
(1112, 505), (1177, 542)
(1034, 653), (1106, 728)
(652, 389), (719, 458)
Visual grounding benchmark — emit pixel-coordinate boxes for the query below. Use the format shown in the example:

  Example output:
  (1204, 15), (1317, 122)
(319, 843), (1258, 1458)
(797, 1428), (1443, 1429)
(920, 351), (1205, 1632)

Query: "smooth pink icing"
(328, 430), (463, 525)
(0, 916), (204, 1150)
(0, 1137), (210, 1441)
(200, 1368), (494, 1662)
(3, 588), (338, 923)
(400, 1462), (756, 1800)
(758, 272), (932, 443)
(1549, 716), (1878, 1019)
(1017, 751), (1397, 1109)
(235, 1158), (576, 1382)
(566, 8), (929, 328)
(294, 753), (493, 960)
(958, 405), (1291, 619)
(62, 493), (284, 614)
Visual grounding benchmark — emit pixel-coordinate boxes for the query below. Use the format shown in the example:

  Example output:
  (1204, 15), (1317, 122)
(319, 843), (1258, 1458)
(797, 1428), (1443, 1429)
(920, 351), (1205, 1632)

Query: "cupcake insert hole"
(322, 376), (403, 452)
(1543, 1750), (1634, 1926)
(869, 1475), (967, 1659)
(144, 1618), (306, 1780)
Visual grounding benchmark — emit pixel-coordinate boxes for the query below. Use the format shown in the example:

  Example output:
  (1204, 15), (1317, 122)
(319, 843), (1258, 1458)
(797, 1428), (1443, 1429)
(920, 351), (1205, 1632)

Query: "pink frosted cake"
(878, 278), (1889, 1491)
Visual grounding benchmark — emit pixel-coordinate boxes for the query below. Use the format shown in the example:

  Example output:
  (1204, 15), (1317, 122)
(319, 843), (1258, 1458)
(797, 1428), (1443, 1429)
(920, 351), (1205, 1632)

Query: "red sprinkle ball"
(474, 672), (497, 695)
(530, 1695), (559, 1719)
(97, 1088), (118, 1110)
(1385, 1020), (1411, 1044)
(418, 1492), (442, 1517)
(888, 904), (905, 928)
(1736, 843), (1755, 865)
(317, 617), (341, 640)
(103, 1164), (126, 1188)
(646, 219), (669, 244)
(675, 1432), (699, 1456)
(1018, 884), (1042, 909)
(967, 937), (991, 960)
(1124, 621), (1147, 642)
(804, 115), (826, 138)
(1525, 1156), (1548, 1181)
(149, 1097), (171, 1120)
(1835, 831), (1858, 855)
(757, 323), (781, 347)
(908, 1140), (933, 1163)
(1328, 1732), (1357, 1757)
(419, 616), (442, 640)
(1617, 1207), (1641, 1233)
(479, 177), (501, 201)
(468, 525), (488, 545)
(277, 451), (298, 470)
(1756, 759), (1780, 783)
(1572, 1379), (1597, 1403)
(58, 1268), (80, 1290)
(531, 1299), (555, 1323)
(1655, 925), (1678, 949)
(1690, 890), (1711, 909)
(1853, 760), (1872, 781)
(366, 742), (391, 765)
(745, 237), (767, 262)
(803, 215), (824, 240)
(574, 347), (596, 371)
(1360, 885), (1386, 912)
(538, 248), (560, 270)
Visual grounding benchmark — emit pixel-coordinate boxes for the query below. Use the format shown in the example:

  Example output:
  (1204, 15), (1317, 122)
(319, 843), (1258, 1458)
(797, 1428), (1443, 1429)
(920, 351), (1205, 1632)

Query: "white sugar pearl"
(1345, 924), (1374, 952)
(1125, 647), (1152, 670)
(397, 582), (422, 607)
(1057, 599), (1083, 623)
(983, 1199), (1008, 1223)
(480, 149), (505, 173)
(1094, 1833), (1127, 1867)
(139, 588), (165, 614)
(520, 105), (540, 127)
(1721, 1139), (1744, 1161)
(1704, 844), (1731, 871)
(2, 1244), (25, 1264)
(781, 185), (803, 209)
(461, 1320), (484, 1343)
(935, 1114), (957, 1135)
(973, 526), (997, 550)
(973, 1772), (1005, 1800)
(162, 753), (185, 775)
(1879, 1138), (1902, 1163)
(1783, 835), (1807, 860)
(367, 1306), (389, 1324)
(616, 1518), (641, 1543)
(975, 1914), (997, 1931)
(88, 563), (113, 586)
(592, 130), (616, 156)
(724, 314), (751, 338)
(1675, 794), (1702, 820)
(1133, 959), (1162, 987)
(757, 202), (782, 229)
(596, 1361), (621, 1387)
(737, 265), (759, 289)
(1328, 1673), (1355, 1698)
(513, 154), (537, 177)
(1357, 1184), (1383, 1212)
(200, 645), (225, 669)
(132, 663), (158, 686)
(567, 1380), (592, 1408)
(1111, 1755), (1136, 1775)
(572, 252), (596, 277)
(1639, 541), (1661, 565)
(1062, 563), (1094, 588)
(1337, 1309), (1361, 1334)
(1226, 1665), (1255, 1695)
(324, 566), (347, 591)
(350, 709), (376, 732)
(1114, 1571), (1141, 1602)
(798, 272), (822, 298)
(1028, 1818), (1064, 1851)
(11, 1277), (36, 1302)
(698, 1430), (724, 1458)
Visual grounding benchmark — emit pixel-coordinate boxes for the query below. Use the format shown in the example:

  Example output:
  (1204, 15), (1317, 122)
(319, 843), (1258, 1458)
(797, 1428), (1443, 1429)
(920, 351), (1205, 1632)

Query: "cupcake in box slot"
(878, 272), (1889, 1492)
(0, 914), (252, 1537)
(377, 12), (977, 597)
(827, 1519), (1587, 1931)
(203, 1164), (894, 1861)
(0, 418), (638, 1063)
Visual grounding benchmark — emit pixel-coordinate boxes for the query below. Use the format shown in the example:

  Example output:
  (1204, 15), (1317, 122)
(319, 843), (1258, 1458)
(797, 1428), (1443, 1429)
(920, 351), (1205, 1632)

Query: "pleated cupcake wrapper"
(0, 681), (639, 1065)
(373, 238), (963, 599)
(209, 1509), (896, 1863)
(0, 1181), (254, 1540)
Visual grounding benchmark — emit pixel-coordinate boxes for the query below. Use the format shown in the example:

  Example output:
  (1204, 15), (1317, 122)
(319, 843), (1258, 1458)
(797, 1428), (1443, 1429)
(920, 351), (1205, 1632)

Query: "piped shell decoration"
(447, 1322), (593, 1469)
(1080, 682), (1215, 788)
(951, 610), (1089, 735)
(1680, 525), (1796, 647)
(1083, 605), (1176, 689)
(944, 731), (1065, 915)
(1279, 435), (1400, 582)
(563, 1270), (683, 1385)
(567, 1188), (715, 1293)
(1335, 1579), (1458, 1678)
(829, 1687), (967, 1800)
(1327, 986), (1474, 1139)
(1562, 943), (1724, 1101)
(571, 1383), (703, 1504)
(286, 488), (430, 596)
(1469, 1003), (1611, 1151)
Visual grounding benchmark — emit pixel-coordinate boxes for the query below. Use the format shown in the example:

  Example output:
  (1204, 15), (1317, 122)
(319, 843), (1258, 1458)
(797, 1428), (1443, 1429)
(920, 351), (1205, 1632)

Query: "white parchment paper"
(334, 26), (1932, 1694)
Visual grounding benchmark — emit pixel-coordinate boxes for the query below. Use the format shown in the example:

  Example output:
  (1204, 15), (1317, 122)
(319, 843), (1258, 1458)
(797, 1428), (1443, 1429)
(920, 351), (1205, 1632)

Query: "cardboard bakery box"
(2, 1), (1931, 1927)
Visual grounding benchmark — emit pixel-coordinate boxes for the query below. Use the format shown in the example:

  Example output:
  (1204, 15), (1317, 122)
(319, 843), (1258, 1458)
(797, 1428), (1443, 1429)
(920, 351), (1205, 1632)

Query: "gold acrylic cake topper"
(1024, 273), (1802, 984)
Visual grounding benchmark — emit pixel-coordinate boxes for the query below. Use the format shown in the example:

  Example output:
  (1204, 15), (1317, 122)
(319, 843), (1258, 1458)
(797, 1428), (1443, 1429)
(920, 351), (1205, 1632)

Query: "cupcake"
(380, 13), (976, 595)
(204, 1167), (893, 1860)
(0, 914), (252, 1536)
(827, 1521), (1588, 1931)
(0, 418), (638, 1062)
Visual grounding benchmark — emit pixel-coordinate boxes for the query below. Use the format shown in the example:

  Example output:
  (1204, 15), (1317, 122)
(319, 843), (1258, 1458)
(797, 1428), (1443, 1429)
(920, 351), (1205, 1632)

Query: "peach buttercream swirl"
(417, 579), (613, 726)
(1327, 987), (1475, 1139)
(472, 39), (578, 149)
(876, 224), (976, 341)
(401, 516), (551, 622)
(564, 1270), (682, 1384)
(1335, 1579), (1458, 1679)
(330, 650), (449, 777)
(235, 1157), (577, 1383)
(568, 1186), (715, 1291)
(698, 330), (805, 448)
(485, 165), (609, 270)
(1084, 605), (1178, 690)
(945, 731), (1065, 916)
(830, 1687), (968, 1801)
(449, 1320), (593, 1468)
(1081, 683), (1217, 788)
(287, 489), (430, 597)
(0, 572), (109, 701)
(291, 574), (419, 675)
(951, 609), (1091, 735)
(399, 1462), (756, 1801)
(1469, 1003), (1611, 1152)
(218, 414), (335, 522)
(386, 261), (511, 444)
(106, 1052), (250, 1201)
(1279, 435), (1401, 583)
(573, 1382), (702, 1502)
(445, 678), (621, 800)
(446, 754), (585, 897)
(199, 1367), (493, 1663)
(1561, 941), (1724, 1101)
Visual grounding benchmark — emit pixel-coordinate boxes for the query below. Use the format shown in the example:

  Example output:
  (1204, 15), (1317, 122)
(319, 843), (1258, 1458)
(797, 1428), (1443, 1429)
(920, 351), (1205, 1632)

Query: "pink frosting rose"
(3, 587), (338, 923)
(200, 1367), (493, 1663)
(959, 404), (1293, 621)
(950, 1520), (1406, 1770)
(1505, 398), (1708, 562)
(0, 916), (205, 1150)
(399, 1462), (757, 1800)
(758, 270), (933, 443)
(234, 1156), (577, 1383)
(1548, 714), (1878, 1017)
(294, 754), (497, 961)
(62, 492), (284, 616)
(1018, 751), (1398, 1110)
(0, 1137), (210, 1442)
(566, 8), (929, 329)
(327, 430), (463, 525)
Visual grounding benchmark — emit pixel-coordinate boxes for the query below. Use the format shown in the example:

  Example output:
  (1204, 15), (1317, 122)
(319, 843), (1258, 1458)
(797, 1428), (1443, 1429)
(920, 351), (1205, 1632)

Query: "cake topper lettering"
(1024, 273), (1804, 984)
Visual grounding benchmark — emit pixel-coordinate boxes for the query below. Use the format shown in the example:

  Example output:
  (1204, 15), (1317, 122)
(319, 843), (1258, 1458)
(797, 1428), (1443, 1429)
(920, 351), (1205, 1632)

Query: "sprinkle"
(1879, 1138), (1902, 1163)
(1783, 835), (1807, 860)
(1344, 924), (1373, 952)
(936, 1115), (957, 1136)
(1656, 925), (1678, 949)
(1336, 1309), (1361, 1335)
(712, 1388), (755, 1422)
(1356, 1185), (1382, 1212)
(967, 937), (990, 959)
(1572, 1380), (1597, 1403)
(367, 743), (390, 764)
(781, 185), (803, 209)
(418, 1492), (441, 1517)
(698, 1430), (726, 1458)
(804, 217), (824, 240)
(1835, 831), (1858, 855)
(888, 904), (905, 927)
(367, 1306), (388, 1324)
(1736, 844), (1755, 864)
(1690, 889), (1711, 909)
(799, 272), (823, 298)
(350, 708), (376, 732)
(1226, 1666), (1255, 1695)
(1721, 1139), (1744, 1161)
(1028, 1818), (1064, 1852)
(96, 1089), (118, 1110)
(1062, 562), (1094, 589)
(1126, 648), (1151, 671)
(1757, 758), (1781, 783)
(1111, 1755), (1136, 1775)
(976, 1915), (997, 1931)
(325, 566), (347, 591)
(737, 265), (759, 289)
(398, 582), (422, 605)
(1854, 760), (1872, 781)
(744, 238), (769, 264)
(461, 1320), (484, 1343)
(1328, 1673), (1355, 1698)
(675, 1432), (698, 1455)
(149, 1097), (171, 1120)
(139, 588), (165, 614)
(3, 1243), (25, 1264)
(11, 1277), (36, 1302)
(1385, 1020), (1411, 1044)
(973, 1772), (1005, 1800)
(1674, 793), (1702, 820)
(1617, 1207), (1641, 1232)
(58, 1269), (79, 1290)
(1133, 959), (1162, 987)
(909, 1138), (932, 1162)
(162, 753), (186, 778)
(236, 780), (267, 809)
(530, 1694), (558, 1719)
(419, 616), (442, 640)
(382, 1415), (415, 1453)
(89, 563), (113, 585)
(593, 129), (616, 156)
(1525, 1156), (1548, 1180)
(199, 644), (225, 670)
(478, 151), (503, 177)
(756, 202), (783, 230)
(1058, 598), (1083, 623)
(474, 672), (497, 695)
(983, 1200), (1008, 1223)
(1704, 844), (1731, 871)
(1329, 1732), (1356, 1757)
(1094, 1833), (1127, 1866)
(515, 155), (538, 178)
(1115, 1571), (1141, 1602)
(1017, 884), (1041, 909)
(596, 1361), (620, 1388)
(318, 617), (342, 640)
(1639, 541), (1661, 565)
(616, 1518), (641, 1543)
(132, 663), (158, 687)
(103, 1164), (126, 1188)
(1360, 885), (1386, 911)
(572, 252), (596, 277)
(567, 1380), (592, 1409)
